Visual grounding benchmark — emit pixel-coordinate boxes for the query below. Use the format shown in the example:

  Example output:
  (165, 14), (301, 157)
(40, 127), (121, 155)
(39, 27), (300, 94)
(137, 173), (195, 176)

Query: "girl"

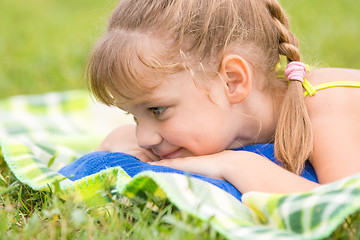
(88, 0), (360, 194)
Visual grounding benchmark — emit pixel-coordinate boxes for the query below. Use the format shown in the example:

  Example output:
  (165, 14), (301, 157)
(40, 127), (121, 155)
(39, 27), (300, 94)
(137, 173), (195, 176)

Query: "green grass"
(0, 0), (117, 97)
(1, 0), (360, 239)
(0, 156), (225, 240)
(282, 0), (360, 69)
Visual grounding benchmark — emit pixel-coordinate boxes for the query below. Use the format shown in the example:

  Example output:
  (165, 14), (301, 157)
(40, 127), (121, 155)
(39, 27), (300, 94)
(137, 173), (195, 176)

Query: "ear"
(219, 54), (252, 104)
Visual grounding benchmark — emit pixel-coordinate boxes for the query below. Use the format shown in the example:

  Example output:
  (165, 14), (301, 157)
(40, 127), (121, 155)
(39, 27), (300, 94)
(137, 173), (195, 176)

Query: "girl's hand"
(97, 124), (159, 162)
(150, 150), (237, 180)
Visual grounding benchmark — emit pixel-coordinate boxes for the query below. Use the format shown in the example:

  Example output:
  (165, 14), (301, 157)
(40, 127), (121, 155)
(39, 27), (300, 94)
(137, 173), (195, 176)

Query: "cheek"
(163, 118), (227, 154)
(161, 120), (192, 142)
(185, 113), (233, 154)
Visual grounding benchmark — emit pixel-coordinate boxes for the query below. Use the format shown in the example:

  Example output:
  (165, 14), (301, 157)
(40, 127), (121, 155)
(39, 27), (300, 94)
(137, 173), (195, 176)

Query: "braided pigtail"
(266, 0), (313, 174)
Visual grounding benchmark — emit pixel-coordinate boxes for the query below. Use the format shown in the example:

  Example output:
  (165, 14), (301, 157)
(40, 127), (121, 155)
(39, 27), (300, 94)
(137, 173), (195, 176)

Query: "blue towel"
(58, 144), (318, 201)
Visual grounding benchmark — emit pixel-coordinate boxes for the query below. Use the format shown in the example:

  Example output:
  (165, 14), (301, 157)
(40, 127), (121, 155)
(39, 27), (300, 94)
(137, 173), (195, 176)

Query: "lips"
(158, 148), (183, 159)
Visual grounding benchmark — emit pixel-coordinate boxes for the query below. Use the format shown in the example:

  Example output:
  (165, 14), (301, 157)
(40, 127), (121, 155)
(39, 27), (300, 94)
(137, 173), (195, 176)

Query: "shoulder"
(305, 68), (360, 116)
(306, 67), (360, 85)
(304, 68), (360, 183)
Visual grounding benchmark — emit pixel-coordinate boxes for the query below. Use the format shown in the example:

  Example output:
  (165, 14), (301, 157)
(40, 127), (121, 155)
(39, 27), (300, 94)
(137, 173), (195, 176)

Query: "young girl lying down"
(76, 0), (360, 195)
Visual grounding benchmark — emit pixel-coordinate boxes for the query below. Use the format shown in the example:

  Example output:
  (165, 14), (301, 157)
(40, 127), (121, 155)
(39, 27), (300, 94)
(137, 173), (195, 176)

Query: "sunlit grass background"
(0, 0), (117, 97)
(1, 0), (360, 97)
(1, 0), (360, 239)
(282, 0), (360, 69)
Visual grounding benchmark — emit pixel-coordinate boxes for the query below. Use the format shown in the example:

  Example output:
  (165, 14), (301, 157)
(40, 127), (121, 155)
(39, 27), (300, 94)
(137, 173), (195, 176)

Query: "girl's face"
(119, 70), (242, 160)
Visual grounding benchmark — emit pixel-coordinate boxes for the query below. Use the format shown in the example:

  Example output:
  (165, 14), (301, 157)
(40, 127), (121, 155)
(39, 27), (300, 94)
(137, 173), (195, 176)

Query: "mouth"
(159, 148), (183, 160)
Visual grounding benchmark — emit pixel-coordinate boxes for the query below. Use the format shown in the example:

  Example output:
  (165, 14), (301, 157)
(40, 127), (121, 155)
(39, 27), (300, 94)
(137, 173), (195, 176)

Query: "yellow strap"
(303, 80), (360, 97)
(302, 79), (316, 97)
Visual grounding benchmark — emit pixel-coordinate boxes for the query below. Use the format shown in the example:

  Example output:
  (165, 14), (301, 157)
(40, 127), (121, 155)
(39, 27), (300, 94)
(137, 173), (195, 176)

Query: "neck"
(231, 85), (284, 147)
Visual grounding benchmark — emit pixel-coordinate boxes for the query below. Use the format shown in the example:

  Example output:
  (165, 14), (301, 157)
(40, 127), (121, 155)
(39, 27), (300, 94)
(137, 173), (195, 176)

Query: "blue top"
(58, 144), (318, 201)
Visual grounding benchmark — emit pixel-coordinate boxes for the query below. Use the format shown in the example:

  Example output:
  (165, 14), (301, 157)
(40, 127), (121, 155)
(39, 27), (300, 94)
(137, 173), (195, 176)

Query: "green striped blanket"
(1, 90), (359, 239)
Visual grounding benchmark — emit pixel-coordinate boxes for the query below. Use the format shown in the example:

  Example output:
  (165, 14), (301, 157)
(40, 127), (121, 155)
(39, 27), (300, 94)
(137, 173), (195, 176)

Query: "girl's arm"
(151, 150), (319, 194)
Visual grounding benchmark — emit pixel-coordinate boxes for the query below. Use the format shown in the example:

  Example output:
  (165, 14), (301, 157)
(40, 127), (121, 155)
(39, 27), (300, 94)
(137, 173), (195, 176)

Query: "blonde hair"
(87, 0), (312, 175)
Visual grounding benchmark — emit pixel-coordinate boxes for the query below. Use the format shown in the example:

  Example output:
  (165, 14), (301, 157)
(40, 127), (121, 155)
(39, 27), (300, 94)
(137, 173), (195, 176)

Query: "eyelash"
(149, 107), (167, 117)
(125, 107), (167, 124)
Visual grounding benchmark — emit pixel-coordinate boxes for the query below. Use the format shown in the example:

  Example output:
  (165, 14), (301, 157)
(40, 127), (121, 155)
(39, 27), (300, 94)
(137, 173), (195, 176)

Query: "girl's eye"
(150, 107), (167, 117)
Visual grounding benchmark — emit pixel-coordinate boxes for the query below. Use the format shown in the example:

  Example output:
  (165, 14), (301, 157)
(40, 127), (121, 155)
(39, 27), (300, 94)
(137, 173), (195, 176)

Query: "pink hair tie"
(284, 61), (307, 83)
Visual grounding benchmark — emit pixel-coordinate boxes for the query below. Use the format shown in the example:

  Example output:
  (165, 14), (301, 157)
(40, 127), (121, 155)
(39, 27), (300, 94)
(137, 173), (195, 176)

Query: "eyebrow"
(134, 96), (165, 107)
(119, 95), (165, 109)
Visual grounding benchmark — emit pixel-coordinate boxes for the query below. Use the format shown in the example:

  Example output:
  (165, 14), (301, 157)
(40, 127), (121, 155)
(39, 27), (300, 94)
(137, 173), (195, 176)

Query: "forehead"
(115, 71), (180, 109)
(107, 32), (187, 103)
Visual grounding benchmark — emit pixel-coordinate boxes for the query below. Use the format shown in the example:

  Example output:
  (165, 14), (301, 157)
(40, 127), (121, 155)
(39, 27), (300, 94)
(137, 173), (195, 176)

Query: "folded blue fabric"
(58, 144), (318, 201)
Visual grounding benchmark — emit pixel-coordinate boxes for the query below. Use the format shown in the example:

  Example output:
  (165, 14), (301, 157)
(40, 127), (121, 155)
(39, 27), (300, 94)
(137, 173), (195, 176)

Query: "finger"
(143, 149), (160, 162)
(130, 149), (159, 162)
(149, 158), (188, 168)
(150, 157), (223, 180)
(130, 151), (151, 162)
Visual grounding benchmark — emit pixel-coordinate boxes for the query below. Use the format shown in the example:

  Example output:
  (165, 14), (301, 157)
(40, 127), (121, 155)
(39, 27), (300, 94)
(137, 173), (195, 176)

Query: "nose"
(136, 122), (162, 149)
